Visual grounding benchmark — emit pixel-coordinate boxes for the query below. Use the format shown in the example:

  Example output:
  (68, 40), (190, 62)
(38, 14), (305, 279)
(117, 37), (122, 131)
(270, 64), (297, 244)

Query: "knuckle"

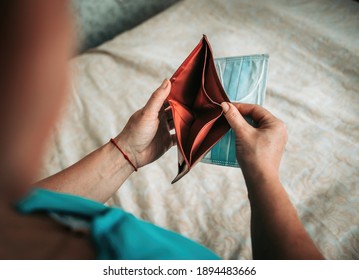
(226, 108), (238, 121)
(141, 108), (155, 119)
(140, 108), (147, 117)
(152, 88), (165, 99)
(277, 120), (286, 129)
(152, 89), (161, 97)
(277, 120), (288, 140)
(229, 111), (238, 120)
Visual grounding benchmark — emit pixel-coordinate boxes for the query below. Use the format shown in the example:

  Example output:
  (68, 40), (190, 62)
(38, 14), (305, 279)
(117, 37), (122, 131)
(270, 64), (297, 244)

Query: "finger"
(143, 79), (171, 115)
(231, 103), (275, 124)
(221, 102), (251, 134)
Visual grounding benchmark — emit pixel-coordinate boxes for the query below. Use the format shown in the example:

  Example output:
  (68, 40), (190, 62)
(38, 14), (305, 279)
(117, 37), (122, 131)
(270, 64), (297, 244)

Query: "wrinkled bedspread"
(39, 0), (359, 259)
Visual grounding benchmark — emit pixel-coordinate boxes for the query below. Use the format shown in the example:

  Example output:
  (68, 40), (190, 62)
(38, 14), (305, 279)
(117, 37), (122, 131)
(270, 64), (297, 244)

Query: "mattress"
(39, 0), (359, 259)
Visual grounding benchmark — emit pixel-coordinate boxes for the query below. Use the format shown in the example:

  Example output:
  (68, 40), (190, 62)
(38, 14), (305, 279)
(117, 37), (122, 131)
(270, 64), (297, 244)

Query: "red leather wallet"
(167, 35), (231, 183)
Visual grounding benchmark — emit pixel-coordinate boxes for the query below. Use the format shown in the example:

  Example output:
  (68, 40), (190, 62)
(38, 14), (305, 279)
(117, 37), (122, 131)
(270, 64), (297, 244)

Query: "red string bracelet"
(110, 138), (138, 172)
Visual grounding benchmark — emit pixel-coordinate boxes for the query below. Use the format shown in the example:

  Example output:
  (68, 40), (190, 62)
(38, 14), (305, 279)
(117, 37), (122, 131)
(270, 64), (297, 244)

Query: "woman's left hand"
(114, 79), (176, 169)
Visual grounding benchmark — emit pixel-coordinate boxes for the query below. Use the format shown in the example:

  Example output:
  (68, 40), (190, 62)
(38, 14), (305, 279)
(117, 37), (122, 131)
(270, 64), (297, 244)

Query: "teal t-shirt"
(16, 188), (220, 260)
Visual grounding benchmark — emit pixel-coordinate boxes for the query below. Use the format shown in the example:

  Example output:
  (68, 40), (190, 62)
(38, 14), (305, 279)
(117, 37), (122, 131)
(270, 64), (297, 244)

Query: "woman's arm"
(244, 173), (324, 259)
(221, 102), (324, 259)
(37, 80), (175, 203)
(36, 139), (134, 203)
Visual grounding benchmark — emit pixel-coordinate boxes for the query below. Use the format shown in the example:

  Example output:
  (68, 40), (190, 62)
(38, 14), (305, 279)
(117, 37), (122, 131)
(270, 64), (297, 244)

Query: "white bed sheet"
(40, 0), (359, 259)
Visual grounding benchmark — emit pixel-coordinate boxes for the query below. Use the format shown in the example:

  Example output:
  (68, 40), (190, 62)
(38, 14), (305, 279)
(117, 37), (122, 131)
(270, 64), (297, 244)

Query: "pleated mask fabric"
(201, 55), (269, 167)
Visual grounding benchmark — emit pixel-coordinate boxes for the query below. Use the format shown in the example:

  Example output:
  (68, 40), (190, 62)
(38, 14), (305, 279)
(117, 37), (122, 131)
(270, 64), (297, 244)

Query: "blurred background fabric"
(40, 0), (359, 259)
(71, 0), (179, 52)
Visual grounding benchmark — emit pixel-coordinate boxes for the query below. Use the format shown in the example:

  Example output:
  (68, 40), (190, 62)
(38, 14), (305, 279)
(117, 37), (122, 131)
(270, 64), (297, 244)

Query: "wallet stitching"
(169, 36), (268, 180)
(203, 36), (230, 105)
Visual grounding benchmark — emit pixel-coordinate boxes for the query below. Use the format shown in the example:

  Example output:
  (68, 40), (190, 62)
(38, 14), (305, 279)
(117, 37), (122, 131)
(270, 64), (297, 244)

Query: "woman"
(0, 1), (323, 259)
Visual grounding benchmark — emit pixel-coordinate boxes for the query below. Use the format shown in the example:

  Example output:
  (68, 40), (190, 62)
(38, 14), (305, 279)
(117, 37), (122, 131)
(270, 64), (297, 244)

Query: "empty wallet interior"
(167, 35), (230, 183)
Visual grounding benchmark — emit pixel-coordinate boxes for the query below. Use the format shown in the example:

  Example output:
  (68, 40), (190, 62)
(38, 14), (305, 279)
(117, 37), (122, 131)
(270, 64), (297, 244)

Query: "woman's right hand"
(221, 103), (325, 260)
(220, 102), (287, 180)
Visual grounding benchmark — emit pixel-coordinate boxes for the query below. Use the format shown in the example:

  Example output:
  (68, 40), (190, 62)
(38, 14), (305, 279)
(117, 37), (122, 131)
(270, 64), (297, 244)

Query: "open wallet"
(167, 35), (268, 183)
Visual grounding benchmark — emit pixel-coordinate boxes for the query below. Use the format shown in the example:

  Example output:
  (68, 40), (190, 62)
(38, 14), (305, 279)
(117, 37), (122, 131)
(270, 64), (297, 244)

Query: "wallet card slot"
(193, 38), (221, 108)
(186, 37), (229, 164)
(168, 100), (194, 126)
(186, 107), (222, 164)
(170, 99), (222, 165)
(187, 113), (221, 165)
(168, 100), (194, 166)
(191, 116), (230, 165)
(202, 36), (230, 105)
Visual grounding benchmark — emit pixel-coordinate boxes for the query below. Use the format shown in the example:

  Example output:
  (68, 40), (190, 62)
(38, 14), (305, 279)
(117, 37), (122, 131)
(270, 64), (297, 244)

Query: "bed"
(39, 0), (359, 259)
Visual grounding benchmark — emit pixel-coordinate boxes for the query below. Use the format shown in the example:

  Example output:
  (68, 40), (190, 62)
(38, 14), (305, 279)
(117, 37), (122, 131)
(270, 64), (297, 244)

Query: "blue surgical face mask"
(202, 54), (269, 167)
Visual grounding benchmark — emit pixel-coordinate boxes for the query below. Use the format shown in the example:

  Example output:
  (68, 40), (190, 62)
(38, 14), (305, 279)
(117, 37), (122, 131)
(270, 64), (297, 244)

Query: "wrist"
(241, 164), (280, 190)
(109, 136), (138, 172)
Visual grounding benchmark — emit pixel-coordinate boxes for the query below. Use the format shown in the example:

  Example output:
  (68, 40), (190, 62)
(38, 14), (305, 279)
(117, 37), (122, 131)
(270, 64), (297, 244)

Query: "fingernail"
(221, 102), (230, 113)
(160, 79), (169, 89)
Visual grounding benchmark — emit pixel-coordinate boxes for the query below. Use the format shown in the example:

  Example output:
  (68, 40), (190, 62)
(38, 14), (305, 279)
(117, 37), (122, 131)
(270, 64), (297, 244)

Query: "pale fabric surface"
(40, 0), (359, 259)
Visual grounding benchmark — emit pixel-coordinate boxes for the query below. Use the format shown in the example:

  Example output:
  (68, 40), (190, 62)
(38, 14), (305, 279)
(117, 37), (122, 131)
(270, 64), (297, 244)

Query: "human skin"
(0, 0), (95, 259)
(37, 80), (176, 203)
(221, 102), (324, 259)
(0, 0), (323, 260)
(0, 0), (175, 258)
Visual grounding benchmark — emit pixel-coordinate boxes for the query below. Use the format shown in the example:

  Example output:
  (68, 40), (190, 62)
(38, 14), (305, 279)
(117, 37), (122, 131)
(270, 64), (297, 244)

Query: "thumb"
(144, 79), (171, 115)
(221, 102), (250, 134)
